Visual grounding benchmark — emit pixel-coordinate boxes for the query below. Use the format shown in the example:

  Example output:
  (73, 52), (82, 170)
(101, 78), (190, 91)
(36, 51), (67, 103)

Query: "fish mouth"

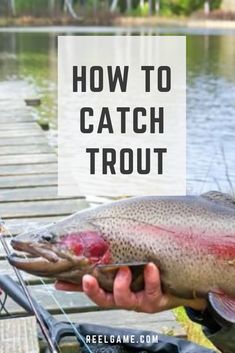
(9, 239), (84, 277)
(8, 253), (73, 277)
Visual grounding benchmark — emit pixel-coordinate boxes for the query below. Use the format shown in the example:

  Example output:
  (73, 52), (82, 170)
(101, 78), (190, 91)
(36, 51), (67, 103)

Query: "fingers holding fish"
(82, 263), (169, 314)
(112, 264), (163, 313)
(113, 266), (140, 310)
(82, 274), (115, 309)
(111, 264), (163, 313)
(139, 262), (169, 313)
(144, 263), (162, 299)
(134, 263), (174, 314)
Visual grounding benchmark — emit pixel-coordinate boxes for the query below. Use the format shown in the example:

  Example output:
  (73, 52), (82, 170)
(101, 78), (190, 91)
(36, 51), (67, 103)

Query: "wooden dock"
(0, 93), (185, 351)
(0, 317), (39, 353)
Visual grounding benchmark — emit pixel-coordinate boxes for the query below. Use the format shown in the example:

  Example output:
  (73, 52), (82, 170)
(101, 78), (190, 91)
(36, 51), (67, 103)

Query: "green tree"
(161, 0), (221, 15)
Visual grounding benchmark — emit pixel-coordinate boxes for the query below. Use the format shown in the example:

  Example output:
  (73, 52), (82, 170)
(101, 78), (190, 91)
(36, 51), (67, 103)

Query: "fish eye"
(41, 233), (55, 242)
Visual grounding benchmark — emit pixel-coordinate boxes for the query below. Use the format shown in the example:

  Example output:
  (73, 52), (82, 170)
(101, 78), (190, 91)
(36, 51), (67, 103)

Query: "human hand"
(55, 263), (207, 313)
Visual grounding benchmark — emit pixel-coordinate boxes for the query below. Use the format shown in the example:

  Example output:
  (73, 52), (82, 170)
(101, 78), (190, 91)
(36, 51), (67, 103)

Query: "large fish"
(9, 191), (235, 322)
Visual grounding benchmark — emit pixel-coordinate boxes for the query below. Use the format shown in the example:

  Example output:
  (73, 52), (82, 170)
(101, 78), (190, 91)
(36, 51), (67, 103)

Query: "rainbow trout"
(9, 191), (235, 322)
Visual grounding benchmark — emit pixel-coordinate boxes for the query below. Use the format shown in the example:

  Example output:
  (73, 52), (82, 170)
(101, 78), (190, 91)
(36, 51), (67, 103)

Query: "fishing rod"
(0, 223), (58, 353)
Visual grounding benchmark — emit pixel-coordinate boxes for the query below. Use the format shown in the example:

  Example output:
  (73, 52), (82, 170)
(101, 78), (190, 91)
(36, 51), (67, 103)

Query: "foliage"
(120, 0), (222, 16)
(1, 0), (224, 18)
(15, 0), (52, 15)
(174, 307), (217, 350)
(128, 3), (150, 16)
(160, 0), (222, 16)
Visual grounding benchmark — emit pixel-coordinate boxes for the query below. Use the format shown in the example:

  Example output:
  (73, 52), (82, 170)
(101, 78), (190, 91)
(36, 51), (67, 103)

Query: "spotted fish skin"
(11, 195), (235, 300)
(76, 196), (235, 299)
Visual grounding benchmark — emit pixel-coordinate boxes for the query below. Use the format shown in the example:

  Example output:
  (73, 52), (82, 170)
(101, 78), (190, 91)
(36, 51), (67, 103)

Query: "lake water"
(0, 26), (235, 195)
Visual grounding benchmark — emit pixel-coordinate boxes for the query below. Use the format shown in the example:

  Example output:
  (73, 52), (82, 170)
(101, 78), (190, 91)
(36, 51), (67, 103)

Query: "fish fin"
(201, 191), (235, 209)
(209, 292), (235, 323)
(97, 262), (148, 270)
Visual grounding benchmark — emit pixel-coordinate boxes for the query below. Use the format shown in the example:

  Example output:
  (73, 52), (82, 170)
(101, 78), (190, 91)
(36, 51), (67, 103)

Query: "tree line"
(0, 0), (222, 17)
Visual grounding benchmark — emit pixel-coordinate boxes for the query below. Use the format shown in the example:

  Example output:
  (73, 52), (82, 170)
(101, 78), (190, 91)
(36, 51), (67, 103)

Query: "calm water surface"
(0, 27), (235, 194)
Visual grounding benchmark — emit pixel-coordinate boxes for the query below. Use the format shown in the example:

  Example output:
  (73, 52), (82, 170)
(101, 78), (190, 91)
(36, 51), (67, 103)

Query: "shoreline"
(114, 16), (235, 29)
(0, 16), (235, 32)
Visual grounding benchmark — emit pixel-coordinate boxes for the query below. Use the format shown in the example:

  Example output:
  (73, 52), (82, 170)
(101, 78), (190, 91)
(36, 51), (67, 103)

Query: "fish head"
(9, 217), (112, 284)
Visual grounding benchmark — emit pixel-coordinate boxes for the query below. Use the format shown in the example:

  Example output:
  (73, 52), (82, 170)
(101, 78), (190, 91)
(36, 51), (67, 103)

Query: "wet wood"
(0, 122), (40, 131)
(0, 186), (85, 202)
(0, 316), (39, 353)
(0, 163), (57, 176)
(0, 174), (57, 188)
(0, 144), (52, 155)
(0, 129), (43, 138)
(2, 284), (98, 317)
(0, 116), (32, 123)
(0, 113), (31, 123)
(0, 215), (65, 235)
(0, 136), (47, 146)
(0, 153), (56, 165)
(0, 198), (88, 219)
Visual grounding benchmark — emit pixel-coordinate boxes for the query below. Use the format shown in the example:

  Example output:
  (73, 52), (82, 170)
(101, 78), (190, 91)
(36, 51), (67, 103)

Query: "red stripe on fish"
(117, 219), (235, 261)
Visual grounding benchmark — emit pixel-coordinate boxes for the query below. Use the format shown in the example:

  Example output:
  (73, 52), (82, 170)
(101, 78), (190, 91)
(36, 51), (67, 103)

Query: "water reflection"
(0, 30), (234, 194)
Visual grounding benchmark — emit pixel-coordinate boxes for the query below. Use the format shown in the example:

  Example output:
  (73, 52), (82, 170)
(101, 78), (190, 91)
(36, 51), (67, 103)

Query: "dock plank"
(0, 199), (88, 219)
(0, 154), (56, 165)
(0, 163), (57, 176)
(3, 284), (98, 316)
(0, 122), (41, 131)
(0, 116), (32, 123)
(0, 129), (43, 138)
(0, 317), (39, 353)
(0, 136), (47, 146)
(0, 144), (53, 155)
(0, 186), (84, 202)
(0, 174), (57, 188)
(1, 215), (66, 235)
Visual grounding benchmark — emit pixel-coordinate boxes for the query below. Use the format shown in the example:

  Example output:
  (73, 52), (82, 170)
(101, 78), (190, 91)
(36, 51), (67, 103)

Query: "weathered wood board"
(0, 130), (43, 138)
(0, 145), (52, 155)
(0, 153), (56, 165)
(0, 163), (57, 176)
(2, 282), (98, 316)
(0, 173), (57, 188)
(0, 136), (47, 146)
(0, 122), (41, 130)
(0, 199), (88, 219)
(0, 215), (65, 235)
(0, 316), (40, 353)
(0, 115), (31, 123)
(0, 186), (85, 202)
